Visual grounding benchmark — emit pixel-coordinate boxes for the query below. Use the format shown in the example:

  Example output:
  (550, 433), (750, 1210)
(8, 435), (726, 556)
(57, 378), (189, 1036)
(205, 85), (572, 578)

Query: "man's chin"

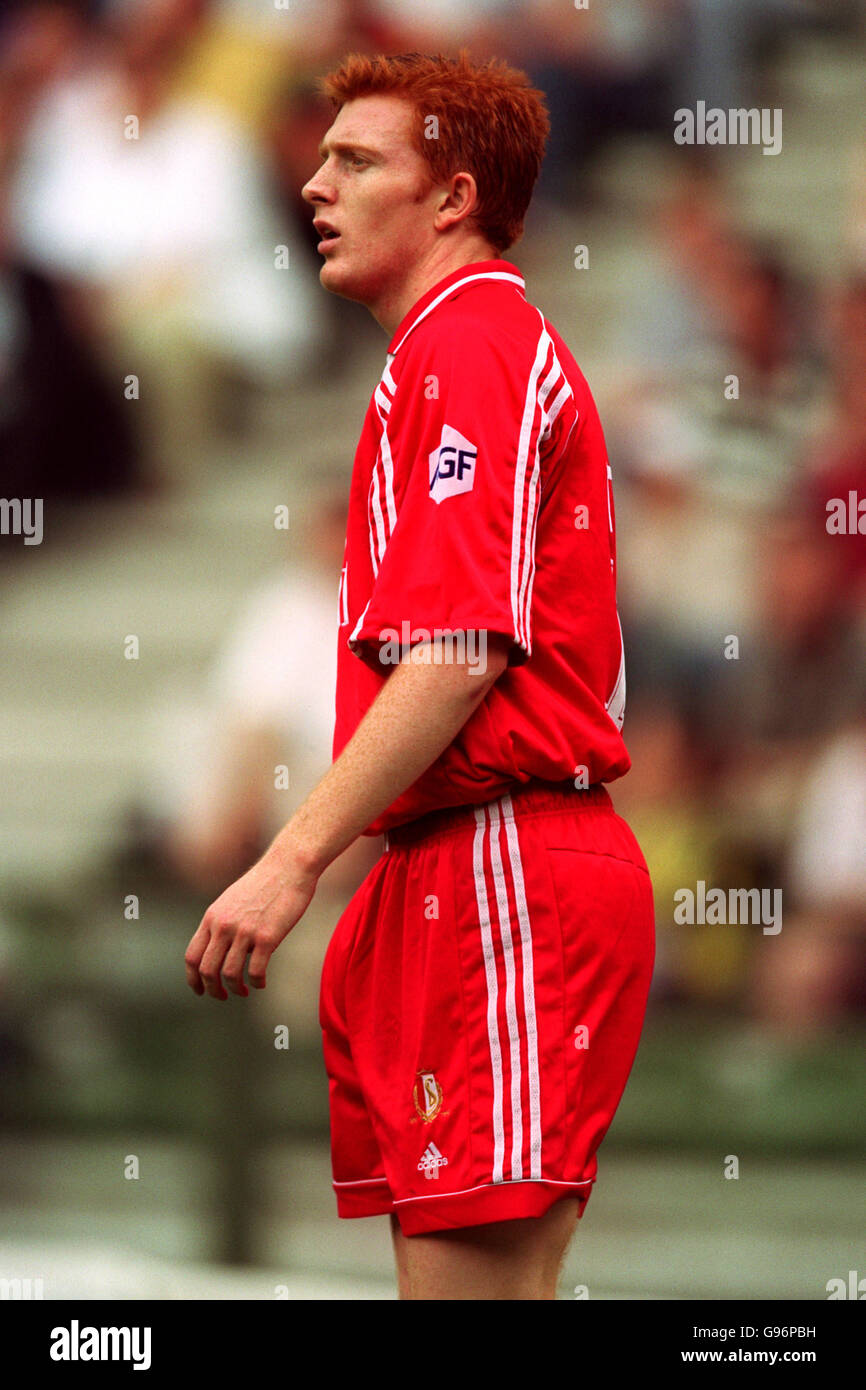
(319, 258), (346, 290)
(319, 259), (367, 305)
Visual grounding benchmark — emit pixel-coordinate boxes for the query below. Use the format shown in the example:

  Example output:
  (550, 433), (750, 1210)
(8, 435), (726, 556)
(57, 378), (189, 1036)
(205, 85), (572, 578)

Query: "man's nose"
(302, 171), (333, 205)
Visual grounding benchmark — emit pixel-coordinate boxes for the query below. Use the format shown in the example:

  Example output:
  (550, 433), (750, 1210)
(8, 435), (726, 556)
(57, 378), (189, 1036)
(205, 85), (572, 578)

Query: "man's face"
(301, 95), (439, 309)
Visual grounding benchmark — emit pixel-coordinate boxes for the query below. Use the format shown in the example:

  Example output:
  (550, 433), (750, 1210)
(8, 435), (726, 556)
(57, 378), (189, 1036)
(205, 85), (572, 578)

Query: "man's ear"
(434, 171), (479, 233)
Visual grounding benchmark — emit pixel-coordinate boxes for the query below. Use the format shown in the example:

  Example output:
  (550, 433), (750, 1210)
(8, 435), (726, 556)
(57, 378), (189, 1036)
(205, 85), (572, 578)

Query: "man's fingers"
(184, 872), (310, 999)
(247, 936), (275, 991)
(198, 924), (233, 1001)
(222, 934), (253, 997)
(186, 917), (269, 998)
(184, 955), (205, 995)
(184, 923), (210, 995)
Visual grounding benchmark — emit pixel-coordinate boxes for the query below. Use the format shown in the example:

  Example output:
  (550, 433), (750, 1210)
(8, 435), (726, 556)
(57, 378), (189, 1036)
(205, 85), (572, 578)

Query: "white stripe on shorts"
(472, 807), (506, 1183)
(471, 798), (541, 1183)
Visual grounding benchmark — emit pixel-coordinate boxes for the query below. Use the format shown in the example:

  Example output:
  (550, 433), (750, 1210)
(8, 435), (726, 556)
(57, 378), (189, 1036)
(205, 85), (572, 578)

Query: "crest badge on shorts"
(412, 1069), (447, 1124)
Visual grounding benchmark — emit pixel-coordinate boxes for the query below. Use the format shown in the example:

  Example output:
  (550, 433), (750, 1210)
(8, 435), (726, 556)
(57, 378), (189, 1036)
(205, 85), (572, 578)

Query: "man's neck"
(372, 237), (502, 338)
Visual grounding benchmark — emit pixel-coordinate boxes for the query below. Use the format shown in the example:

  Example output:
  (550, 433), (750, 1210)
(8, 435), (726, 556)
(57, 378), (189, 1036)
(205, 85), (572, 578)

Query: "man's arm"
(184, 632), (512, 999)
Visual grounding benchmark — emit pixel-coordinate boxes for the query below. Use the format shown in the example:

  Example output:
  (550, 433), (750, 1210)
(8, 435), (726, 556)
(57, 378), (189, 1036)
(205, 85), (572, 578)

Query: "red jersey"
(333, 259), (629, 835)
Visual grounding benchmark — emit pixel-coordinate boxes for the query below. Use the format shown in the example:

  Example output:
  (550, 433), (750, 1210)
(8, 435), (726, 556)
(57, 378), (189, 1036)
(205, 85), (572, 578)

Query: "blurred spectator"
(6, 0), (325, 489)
(367, 0), (513, 57)
(787, 719), (866, 926)
(521, 0), (680, 205)
(611, 165), (821, 502)
(0, 219), (142, 502)
(701, 508), (866, 852)
(0, 0), (142, 502)
(750, 718), (866, 1039)
(611, 697), (741, 1005)
(674, 0), (824, 112)
(606, 162), (826, 699)
(800, 276), (866, 609)
(172, 0), (398, 130)
(848, 134), (866, 270)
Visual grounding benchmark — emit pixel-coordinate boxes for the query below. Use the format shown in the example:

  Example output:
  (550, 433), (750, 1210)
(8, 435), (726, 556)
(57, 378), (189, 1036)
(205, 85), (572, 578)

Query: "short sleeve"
(349, 321), (554, 670)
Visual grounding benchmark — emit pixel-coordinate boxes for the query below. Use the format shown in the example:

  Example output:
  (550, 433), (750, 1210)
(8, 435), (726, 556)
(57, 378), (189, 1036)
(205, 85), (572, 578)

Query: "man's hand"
(184, 844), (318, 1000)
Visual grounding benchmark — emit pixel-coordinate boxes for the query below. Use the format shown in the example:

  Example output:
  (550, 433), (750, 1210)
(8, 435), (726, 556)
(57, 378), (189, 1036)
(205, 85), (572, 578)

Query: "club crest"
(412, 1069), (447, 1124)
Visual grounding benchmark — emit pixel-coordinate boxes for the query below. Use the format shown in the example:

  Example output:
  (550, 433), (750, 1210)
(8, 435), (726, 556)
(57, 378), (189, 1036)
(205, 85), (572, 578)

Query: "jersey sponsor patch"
(428, 424), (478, 504)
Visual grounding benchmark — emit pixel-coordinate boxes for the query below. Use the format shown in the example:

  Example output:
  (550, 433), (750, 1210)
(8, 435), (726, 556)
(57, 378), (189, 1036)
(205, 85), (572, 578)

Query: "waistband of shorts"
(383, 778), (614, 850)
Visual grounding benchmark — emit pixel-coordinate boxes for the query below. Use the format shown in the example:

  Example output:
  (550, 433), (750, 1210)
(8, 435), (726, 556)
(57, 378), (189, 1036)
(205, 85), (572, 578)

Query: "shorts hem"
(333, 1178), (394, 1219)
(334, 1176), (594, 1233)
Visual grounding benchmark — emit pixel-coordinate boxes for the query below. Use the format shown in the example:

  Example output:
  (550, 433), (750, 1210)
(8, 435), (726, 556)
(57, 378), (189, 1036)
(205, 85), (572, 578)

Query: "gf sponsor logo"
(429, 424), (477, 504)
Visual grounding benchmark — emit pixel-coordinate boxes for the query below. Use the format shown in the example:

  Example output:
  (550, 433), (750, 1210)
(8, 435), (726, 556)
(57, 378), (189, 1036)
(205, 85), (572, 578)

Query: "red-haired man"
(185, 51), (654, 1301)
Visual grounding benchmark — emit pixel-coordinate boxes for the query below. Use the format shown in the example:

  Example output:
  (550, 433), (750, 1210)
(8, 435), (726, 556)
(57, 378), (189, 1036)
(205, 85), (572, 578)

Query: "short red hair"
(318, 50), (550, 253)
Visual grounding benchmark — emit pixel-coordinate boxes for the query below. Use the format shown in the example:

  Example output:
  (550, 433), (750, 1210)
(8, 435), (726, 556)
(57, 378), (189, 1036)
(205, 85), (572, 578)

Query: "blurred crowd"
(1, 0), (864, 1057)
(604, 148), (866, 1050)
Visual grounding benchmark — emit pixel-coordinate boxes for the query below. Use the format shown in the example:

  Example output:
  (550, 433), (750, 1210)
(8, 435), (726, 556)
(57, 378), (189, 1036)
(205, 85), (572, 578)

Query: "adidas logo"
(417, 1142), (448, 1181)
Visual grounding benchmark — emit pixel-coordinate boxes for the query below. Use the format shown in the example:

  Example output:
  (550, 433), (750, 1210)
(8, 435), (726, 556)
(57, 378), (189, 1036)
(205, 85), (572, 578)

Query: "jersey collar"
(385, 259), (525, 363)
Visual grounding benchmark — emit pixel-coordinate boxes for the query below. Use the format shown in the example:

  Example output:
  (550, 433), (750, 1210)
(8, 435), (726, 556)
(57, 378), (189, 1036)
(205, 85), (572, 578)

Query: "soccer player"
(184, 50), (655, 1301)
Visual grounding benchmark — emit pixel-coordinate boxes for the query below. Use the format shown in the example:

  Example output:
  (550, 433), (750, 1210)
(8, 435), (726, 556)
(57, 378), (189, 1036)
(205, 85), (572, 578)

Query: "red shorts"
(319, 780), (655, 1236)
